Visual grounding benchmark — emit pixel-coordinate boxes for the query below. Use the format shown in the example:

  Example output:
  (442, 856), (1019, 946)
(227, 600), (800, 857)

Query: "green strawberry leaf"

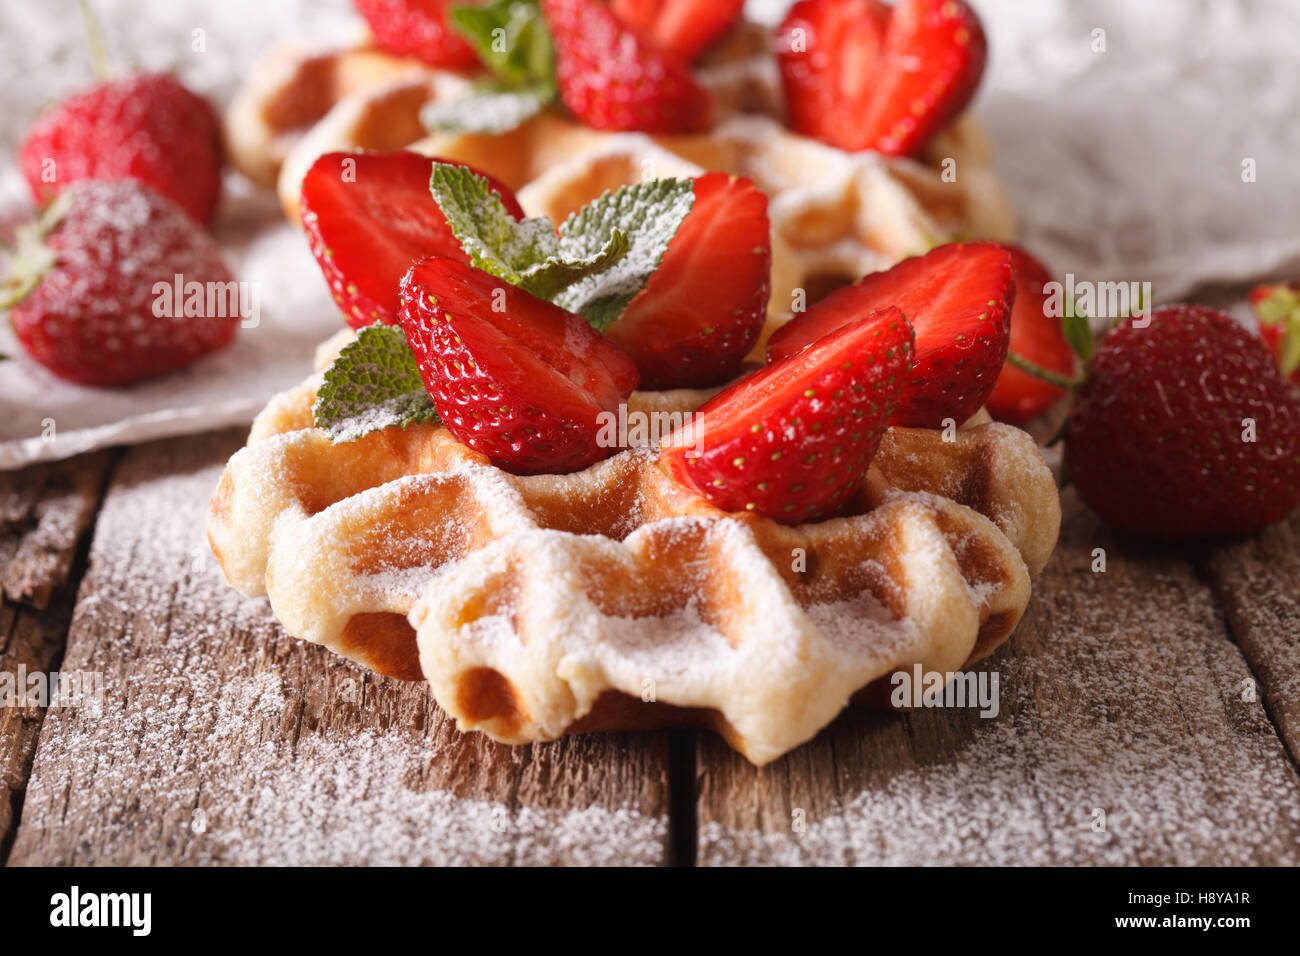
(552, 178), (696, 330)
(1061, 295), (1094, 364)
(427, 163), (694, 330)
(312, 324), (439, 443)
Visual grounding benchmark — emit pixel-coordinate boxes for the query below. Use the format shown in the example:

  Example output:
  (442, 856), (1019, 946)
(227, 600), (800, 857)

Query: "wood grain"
(1200, 510), (1300, 762)
(695, 491), (1300, 865)
(0, 595), (77, 862)
(7, 430), (672, 866)
(0, 451), (113, 609)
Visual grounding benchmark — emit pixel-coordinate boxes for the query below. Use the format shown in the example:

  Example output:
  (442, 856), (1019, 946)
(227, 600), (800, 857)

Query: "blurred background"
(1, 0), (1298, 463)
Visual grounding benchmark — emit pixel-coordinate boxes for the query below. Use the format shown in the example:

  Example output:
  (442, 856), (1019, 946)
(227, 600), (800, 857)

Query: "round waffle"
(208, 331), (1060, 765)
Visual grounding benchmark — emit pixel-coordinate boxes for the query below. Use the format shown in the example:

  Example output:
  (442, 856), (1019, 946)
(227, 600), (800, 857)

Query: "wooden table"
(2, 428), (1298, 865)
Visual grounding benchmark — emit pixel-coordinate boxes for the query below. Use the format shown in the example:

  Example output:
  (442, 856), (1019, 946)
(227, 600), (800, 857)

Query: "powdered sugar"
(12, 438), (668, 865)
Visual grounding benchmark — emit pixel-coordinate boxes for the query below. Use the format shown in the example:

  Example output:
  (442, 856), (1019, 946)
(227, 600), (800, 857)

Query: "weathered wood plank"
(1200, 510), (1300, 763)
(8, 430), (672, 866)
(0, 451), (113, 609)
(0, 594), (77, 862)
(695, 491), (1300, 865)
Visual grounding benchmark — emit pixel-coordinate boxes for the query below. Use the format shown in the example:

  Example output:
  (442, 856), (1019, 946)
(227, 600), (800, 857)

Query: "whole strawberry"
(1, 181), (239, 387)
(354, 0), (480, 69)
(1065, 305), (1300, 540)
(20, 72), (224, 225)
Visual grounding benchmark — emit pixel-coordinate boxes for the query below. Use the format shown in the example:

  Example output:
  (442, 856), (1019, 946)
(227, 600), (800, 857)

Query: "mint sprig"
(423, 0), (557, 135)
(312, 324), (439, 443)
(429, 161), (695, 330)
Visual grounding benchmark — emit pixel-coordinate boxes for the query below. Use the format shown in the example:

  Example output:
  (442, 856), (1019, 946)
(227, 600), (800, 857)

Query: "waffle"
(226, 20), (1016, 345)
(208, 330), (1060, 765)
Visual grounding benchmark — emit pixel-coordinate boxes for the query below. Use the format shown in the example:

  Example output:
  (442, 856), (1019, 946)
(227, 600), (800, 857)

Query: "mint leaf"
(312, 324), (439, 443)
(451, 0), (554, 90)
(427, 162), (695, 331)
(552, 178), (696, 330)
(428, 160), (559, 284)
(422, 82), (551, 135)
(428, 0), (557, 135)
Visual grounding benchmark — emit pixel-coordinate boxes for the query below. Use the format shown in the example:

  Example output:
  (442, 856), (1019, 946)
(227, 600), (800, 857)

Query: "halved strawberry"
(353, 0), (480, 69)
(299, 151), (525, 329)
(777, 0), (986, 156)
(766, 242), (1014, 428)
(1249, 282), (1300, 385)
(611, 0), (746, 62)
(399, 257), (640, 474)
(605, 172), (770, 389)
(543, 0), (713, 133)
(661, 307), (912, 523)
(986, 245), (1076, 423)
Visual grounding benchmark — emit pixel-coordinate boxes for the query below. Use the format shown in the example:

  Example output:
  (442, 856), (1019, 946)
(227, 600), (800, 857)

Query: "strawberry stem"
(1006, 351), (1082, 390)
(78, 0), (113, 82)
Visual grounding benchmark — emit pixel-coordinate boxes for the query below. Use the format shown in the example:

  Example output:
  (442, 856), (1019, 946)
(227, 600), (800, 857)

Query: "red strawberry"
(766, 242), (1014, 428)
(606, 172), (770, 389)
(777, 0), (986, 156)
(1065, 305), (1300, 540)
(299, 151), (525, 330)
(661, 306), (912, 522)
(399, 257), (640, 474)
(986, 245), (1076, 423)
(353, 0), (480, 69)
(19, 72), (224, 225)
(1249, 282), (1300, 385)
(611, 0), (746, 62)
(1, 180), (239, 386)
(543, 0), (713, 133)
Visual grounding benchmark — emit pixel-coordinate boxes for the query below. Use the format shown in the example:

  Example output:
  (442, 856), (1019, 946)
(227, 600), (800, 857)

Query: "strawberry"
(611, 0), (746, 62)
(0, 181), (239, 387)
(399, 256), (640, 474)
(299, 151), (525, 330)
(605, 172), (770, 389)
(661, 306), (912, 523)
(19, 72), (224, 225)
(777, 0), (986, 156)
(353, 0), (480, 69)
(543, 0), (713, 133)
(1249, 282), (1300, 385)
(986, 245), (1076, 423)
(766, 242), (1014, 428)
(1065, 305), (1300, 540)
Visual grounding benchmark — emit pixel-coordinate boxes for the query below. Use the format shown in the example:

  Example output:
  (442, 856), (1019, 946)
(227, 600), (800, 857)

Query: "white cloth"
(0, 0), (1294, 467)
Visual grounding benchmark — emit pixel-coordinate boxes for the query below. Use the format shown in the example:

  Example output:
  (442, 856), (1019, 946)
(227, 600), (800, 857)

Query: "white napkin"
(1, 0), (1295, 467)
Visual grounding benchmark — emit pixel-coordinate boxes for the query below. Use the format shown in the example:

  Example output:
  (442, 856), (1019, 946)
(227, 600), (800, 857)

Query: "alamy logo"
(49, 886), (151, 936)
(152, 273), (260, 327)
(890, 664), (1000, 718)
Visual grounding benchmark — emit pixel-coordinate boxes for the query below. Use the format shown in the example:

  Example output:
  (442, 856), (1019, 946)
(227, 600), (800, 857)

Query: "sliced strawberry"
(299, 151), (525, 330)
(777, 0), (891, 151)
(605, 172), (770, 389)
(543, 0), (713, 133)
(611, 0), (746, 62)
(661, 307), (912, 523)
(777, 0), (986, 156)
(1249, 282), (1300, 385)
(399, 257), (640, 474)
(986, 245), (1076, 423)
(766, 242), (1014, 428)
(353, 0), (480, 69)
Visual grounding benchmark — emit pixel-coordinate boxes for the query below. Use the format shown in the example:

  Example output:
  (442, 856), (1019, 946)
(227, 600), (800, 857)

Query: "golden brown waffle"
(208, 331), (1060, 765)
(226, 20), (1016, 347)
